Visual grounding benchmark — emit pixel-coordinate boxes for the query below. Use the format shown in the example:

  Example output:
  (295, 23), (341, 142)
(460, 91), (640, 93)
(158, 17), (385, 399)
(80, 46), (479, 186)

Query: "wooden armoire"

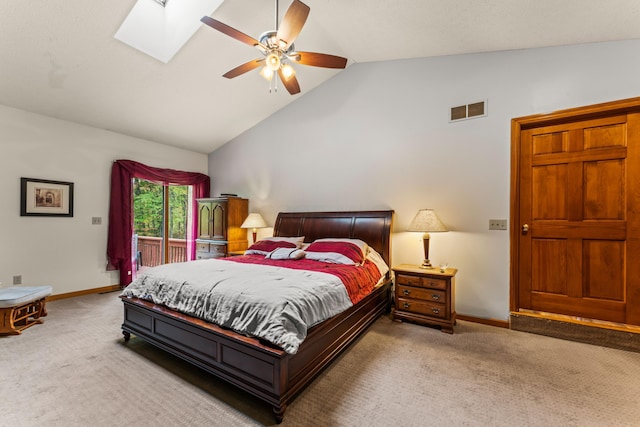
(196, 197), (248, 259)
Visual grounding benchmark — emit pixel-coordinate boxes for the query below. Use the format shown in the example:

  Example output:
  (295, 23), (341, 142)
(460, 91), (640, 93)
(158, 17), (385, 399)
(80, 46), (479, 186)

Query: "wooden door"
(512, 98), (640, 326)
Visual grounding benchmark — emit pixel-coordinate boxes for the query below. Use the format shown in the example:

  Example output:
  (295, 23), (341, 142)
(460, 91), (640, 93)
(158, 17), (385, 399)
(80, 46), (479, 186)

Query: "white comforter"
(120, 259), (354, 354)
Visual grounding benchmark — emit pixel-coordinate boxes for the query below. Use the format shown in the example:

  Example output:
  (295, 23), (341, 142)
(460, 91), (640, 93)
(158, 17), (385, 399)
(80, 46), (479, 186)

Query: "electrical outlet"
(92, 217), (102, 225)
(13, 275), (22, 285)
(489, 219), (508, 230)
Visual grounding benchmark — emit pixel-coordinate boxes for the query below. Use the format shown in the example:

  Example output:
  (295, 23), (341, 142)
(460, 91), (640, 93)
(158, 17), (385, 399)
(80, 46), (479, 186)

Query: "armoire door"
(197, 201), (212, 240)
(511, 98), (640, 326)
(211, 201), (227, 240)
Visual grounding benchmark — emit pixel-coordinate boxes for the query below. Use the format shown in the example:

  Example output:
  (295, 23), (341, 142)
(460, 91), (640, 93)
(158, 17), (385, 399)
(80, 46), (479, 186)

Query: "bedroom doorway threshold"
(510, 310), (640, 353)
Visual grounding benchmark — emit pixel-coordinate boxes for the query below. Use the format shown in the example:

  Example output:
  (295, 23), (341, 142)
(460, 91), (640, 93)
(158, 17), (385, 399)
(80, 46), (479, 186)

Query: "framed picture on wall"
(20, 177), (74, 217)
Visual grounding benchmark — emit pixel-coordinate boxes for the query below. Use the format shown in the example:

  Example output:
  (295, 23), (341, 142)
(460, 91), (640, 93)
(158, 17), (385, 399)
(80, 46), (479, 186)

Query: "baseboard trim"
(511, 311), (640, 353)
(457, 314), (509, 328)
(46, 285), (121, 302)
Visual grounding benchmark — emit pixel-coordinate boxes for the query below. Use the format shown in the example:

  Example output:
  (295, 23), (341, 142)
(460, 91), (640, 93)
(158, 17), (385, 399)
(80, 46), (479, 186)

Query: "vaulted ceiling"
(2, 0), (640, 153)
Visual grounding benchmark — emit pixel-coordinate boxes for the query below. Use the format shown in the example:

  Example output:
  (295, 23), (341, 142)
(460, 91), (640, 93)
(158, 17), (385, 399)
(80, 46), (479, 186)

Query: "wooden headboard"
(273, 210), (394, 268)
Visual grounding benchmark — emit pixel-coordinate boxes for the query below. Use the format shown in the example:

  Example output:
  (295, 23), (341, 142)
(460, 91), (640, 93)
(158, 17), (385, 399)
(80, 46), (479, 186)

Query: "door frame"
(510, 96), (640, 314)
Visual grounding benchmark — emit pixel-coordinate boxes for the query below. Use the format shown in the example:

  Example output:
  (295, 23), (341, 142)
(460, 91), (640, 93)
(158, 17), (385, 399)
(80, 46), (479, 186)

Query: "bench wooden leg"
(0, 298), (47, 336)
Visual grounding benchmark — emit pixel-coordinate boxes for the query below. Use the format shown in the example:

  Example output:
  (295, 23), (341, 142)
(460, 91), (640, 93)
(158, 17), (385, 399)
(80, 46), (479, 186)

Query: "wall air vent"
(450, 100), (487, 122)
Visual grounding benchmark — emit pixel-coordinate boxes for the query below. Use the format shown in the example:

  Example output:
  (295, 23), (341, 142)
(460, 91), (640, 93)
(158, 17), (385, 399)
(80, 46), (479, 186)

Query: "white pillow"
(366, 247), (389, 277)
(265, 248), (306, 260)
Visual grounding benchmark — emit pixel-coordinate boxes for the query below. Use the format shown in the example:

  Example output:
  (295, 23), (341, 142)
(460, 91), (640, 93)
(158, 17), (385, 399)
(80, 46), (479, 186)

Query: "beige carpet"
(1, 292), (640, 426)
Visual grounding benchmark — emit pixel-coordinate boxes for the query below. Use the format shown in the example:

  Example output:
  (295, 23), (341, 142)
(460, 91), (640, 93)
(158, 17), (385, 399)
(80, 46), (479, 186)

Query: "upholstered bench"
(0, 286), (52, 335)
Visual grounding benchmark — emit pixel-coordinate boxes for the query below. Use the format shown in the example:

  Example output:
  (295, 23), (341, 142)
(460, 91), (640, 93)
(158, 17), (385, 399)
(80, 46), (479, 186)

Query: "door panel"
(583, 160), (625, 219)
(514, 106), (640, 325)
(532, 164), (567, 219)
(583, 240), (624, 301)
(584, 123), (626, 149)
(531, 239), (568, 295)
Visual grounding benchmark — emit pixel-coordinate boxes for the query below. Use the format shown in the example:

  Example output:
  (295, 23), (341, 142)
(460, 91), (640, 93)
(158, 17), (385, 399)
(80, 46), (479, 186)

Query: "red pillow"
(304, 241), (366, 265)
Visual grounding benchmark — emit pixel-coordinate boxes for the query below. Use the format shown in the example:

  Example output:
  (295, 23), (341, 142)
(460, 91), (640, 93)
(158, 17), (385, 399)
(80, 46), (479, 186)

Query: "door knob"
(522, 224), (529, 234)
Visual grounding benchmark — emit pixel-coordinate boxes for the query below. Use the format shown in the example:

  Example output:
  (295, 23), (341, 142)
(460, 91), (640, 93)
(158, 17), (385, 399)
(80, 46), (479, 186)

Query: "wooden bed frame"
(121, 210), (394, 423)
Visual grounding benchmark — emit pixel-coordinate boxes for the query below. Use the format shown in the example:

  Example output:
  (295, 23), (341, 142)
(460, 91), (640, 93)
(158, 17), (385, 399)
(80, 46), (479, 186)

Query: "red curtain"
(106, 159), (210, 286)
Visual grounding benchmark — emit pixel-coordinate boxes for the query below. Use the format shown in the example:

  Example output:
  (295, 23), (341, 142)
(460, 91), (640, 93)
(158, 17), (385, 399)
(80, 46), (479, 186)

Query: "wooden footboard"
(121, 279), (391, 422)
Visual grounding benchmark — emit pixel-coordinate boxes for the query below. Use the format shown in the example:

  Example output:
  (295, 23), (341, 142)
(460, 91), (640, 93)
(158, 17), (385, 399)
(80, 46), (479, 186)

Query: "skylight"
(115, 0), (224, 64)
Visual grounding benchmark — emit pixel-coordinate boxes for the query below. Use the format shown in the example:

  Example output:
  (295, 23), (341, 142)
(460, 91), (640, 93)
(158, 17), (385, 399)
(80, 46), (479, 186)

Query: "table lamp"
(407, 209), (448, 268)
(241, 213), (267, 244)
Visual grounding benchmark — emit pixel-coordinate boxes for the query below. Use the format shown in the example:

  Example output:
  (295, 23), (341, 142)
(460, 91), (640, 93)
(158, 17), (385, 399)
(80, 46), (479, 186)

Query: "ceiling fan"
(201, 0), (348, 95)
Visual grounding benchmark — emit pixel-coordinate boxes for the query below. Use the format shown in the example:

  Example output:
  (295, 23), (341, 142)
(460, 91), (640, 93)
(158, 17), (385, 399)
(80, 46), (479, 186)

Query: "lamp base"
(419, 234), (434, 269)
(420, 259), (434, 269)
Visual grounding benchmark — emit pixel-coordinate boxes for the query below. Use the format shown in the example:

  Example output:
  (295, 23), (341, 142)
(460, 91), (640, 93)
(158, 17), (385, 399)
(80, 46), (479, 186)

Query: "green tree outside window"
(133, 178), (188, 238)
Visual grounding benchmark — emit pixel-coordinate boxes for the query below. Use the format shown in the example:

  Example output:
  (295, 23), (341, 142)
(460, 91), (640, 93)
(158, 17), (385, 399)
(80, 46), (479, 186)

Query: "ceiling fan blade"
(201, 16), (263, 48)
(293, 51), (348, 69)
(278, 68), (301, 95)
(276, 0), (310, 49)
(223, 59), (265, 79)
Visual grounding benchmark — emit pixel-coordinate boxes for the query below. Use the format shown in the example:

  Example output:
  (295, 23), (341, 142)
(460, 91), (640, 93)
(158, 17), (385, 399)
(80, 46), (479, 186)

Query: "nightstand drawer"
(396, 273), (447, 290)
(196, 242), (210, 252)
(396, 273), (421, 287)
(397, 285), (445, 302)
(423, 277), (447, 290)
(397, 297), (447, 319)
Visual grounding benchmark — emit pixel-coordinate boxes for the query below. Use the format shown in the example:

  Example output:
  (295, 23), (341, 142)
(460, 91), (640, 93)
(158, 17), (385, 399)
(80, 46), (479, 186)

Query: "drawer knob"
(431, 294), (440, 300)
(403, 302), (410, 309)
(432, 308), (440, 314)
(402, 289), (411, 296)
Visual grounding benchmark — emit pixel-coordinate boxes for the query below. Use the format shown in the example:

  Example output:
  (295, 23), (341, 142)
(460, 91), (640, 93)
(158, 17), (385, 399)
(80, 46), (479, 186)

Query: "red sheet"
(224, 254), (382, 304)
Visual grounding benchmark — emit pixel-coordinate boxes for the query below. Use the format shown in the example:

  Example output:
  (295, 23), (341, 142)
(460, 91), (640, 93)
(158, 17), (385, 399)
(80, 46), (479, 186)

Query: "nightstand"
(392, 264), (457, 334)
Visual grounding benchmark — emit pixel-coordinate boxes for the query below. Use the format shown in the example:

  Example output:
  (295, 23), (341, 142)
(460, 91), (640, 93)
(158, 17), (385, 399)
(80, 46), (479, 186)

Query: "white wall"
(0, 105), (207, 295)
(208, 39), (640, 321)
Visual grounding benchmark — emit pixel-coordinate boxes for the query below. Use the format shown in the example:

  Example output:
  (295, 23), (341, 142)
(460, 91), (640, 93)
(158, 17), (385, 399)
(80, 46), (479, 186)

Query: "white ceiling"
(2, 0), (640, 154)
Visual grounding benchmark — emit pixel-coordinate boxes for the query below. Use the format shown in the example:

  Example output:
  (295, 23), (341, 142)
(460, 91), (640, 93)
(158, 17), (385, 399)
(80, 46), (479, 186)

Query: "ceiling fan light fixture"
(260, 65), (274, 81)
(281, 64), (296, 80)
(266, 52), (281, 71)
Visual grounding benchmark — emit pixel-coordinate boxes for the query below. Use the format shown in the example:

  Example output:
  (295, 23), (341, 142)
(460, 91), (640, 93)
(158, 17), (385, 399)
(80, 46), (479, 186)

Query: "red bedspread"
(224, 254), (382, 304)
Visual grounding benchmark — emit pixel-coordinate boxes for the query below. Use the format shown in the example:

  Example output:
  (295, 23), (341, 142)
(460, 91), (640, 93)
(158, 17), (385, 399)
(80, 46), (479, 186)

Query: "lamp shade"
(407, 209), (448, 232)
(241, 213), (267, 230)
(407, 209), (447, 269)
